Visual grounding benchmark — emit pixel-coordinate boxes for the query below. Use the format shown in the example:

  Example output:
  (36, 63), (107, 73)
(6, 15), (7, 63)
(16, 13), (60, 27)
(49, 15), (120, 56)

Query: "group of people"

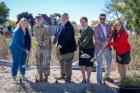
(9, 13), (131, 84)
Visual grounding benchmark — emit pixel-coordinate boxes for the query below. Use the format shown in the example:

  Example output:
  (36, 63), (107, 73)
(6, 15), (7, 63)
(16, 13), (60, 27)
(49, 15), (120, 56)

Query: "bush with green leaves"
(120, 76), (140, 88)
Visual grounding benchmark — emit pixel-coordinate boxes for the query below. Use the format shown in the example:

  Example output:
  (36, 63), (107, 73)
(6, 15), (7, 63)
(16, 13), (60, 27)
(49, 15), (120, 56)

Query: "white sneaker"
(12, 76), (17, 84)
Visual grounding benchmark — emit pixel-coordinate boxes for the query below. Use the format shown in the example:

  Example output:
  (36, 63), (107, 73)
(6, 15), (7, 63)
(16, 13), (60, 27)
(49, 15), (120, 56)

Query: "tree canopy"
(105, 0), (140, 35)
(0, 2), (10, 24)
(17, 12), (34, 26)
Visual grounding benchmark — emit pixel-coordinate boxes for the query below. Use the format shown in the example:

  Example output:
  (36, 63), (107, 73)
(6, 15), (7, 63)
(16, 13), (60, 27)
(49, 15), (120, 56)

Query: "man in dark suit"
(53, 20), (65, 80)
(57, 13), (76, 83)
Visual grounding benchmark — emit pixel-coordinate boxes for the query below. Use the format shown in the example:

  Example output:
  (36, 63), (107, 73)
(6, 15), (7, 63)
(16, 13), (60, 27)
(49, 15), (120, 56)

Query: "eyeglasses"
(100, 18), (106, 20)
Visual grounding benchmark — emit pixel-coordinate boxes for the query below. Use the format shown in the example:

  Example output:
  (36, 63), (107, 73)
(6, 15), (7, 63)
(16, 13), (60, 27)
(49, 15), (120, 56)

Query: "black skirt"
(79, 48), (94, 67)
(116, 51), (131, 65)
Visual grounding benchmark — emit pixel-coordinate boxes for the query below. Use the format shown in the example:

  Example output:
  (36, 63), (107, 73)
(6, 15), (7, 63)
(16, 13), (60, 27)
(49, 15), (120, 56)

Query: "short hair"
(99, 13), (106, 17)
(62, 13), (69, 17)
(80, 17), (88, 22)
(35, 15), (42, 19)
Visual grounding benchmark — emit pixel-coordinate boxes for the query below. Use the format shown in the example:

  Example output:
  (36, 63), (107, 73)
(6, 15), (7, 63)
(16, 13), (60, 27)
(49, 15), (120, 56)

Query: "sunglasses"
(21, 21), (28, 24)
(100, 18), (106, 20)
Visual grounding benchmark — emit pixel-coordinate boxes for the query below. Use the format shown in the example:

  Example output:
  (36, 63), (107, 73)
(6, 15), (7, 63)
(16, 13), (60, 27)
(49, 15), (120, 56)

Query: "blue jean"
(11, 50), (27, 77)
(96, 47), (112, 83)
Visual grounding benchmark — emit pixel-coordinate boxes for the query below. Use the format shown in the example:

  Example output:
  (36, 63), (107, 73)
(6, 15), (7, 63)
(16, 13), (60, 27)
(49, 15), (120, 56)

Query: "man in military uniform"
(34, 16), (52, 82)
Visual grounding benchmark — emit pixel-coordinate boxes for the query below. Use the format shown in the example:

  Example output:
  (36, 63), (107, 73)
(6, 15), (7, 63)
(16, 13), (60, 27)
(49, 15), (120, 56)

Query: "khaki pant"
(56, 50), (65, 76)
(35, 47), (51, 76)
(59, 59), (65, 76)
(62, 52), (74, 80)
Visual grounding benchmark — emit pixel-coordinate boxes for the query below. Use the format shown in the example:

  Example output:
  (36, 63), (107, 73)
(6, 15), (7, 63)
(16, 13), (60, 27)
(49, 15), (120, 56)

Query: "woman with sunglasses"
(9, 18), (31, 81)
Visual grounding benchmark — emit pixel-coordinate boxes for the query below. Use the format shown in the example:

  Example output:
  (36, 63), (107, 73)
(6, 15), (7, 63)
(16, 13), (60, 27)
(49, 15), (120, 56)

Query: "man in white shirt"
(94, 13), (113, 84)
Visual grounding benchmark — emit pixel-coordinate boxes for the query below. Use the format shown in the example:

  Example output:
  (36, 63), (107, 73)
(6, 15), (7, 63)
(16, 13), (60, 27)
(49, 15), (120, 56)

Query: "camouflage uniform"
(34, 24), (52, 77)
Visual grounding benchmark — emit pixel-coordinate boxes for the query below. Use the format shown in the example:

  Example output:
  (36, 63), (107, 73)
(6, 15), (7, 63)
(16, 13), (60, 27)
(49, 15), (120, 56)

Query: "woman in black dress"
(79, 17), (95, 83)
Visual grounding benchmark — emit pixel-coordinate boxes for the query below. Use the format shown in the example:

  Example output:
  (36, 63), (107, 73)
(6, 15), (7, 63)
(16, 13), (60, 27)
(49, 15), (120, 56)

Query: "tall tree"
(0, 2), (10, 24)
(105, 0), (140, 35)
(17, 12), (34, 35)
(50, 13), (61, 25)
(104, 0), (121, 20)
(17, 12), (34, 26)
(50, 13), (61, 20)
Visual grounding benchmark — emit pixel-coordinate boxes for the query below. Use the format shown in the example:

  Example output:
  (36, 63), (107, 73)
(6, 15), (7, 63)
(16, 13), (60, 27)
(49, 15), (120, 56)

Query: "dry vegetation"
(0, 35), (140, 72)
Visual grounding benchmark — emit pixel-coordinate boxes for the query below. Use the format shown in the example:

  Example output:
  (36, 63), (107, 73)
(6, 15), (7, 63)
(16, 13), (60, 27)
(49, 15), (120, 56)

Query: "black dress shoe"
(81, 79), (86, 83)
(98, 82), (102, 85)
(44, 75), (48, 82)
(57, 75), (65, 80)
(104, 77), (114, 82)
(66, 79), (71, 83)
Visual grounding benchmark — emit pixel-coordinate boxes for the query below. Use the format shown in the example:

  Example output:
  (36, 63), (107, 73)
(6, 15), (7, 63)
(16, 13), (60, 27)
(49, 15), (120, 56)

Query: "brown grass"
(0, 35), (140, 72)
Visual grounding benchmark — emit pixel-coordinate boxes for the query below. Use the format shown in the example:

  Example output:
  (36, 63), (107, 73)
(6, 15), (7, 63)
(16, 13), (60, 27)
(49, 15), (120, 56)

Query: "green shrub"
(120, 76), (140, 88)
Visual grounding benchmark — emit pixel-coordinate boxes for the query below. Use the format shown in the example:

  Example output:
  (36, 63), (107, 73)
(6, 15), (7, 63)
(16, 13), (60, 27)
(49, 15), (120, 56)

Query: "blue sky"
(2, 0), (109, 24)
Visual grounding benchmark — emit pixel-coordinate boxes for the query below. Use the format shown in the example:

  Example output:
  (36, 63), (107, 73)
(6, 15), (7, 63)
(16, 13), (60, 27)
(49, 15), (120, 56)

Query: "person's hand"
(25, 50), (29, 55)
(104, 42), (109, 46)
(101, 42), (109, 53)
(56, 47), (60, 53)
(109, 34), (112, 38)
(77, 46), (79, 52)
(101, 48), (105, 53)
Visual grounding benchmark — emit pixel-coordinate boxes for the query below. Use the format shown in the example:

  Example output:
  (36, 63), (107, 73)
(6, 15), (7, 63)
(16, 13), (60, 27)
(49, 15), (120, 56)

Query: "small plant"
(135, 61), (140, 69)
(119, 76), (140, 88)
